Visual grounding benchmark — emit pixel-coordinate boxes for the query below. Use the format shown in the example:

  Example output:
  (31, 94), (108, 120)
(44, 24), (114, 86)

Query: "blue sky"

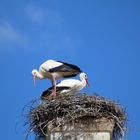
(0, 0), (140, 139)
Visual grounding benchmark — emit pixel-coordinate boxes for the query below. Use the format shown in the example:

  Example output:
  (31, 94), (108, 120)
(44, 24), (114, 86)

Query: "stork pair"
(32, 60), (90, 98)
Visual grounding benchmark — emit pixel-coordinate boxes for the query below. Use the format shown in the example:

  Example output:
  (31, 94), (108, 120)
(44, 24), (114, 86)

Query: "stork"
(41, 72), (90, 99)
(32, 59), (82, 96)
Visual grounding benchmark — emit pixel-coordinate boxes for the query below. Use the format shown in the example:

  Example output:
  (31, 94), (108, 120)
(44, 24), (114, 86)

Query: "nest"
(25, 93), (127, 140)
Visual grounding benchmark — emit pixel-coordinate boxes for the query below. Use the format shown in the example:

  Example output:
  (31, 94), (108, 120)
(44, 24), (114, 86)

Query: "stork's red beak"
(33, 74), (36, 86)
(85, 79), (90, 87)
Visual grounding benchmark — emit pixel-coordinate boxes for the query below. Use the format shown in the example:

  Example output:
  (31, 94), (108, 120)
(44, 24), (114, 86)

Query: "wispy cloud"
(0, 22), (29, 50)
(24, 4), (76, 54)
(25, 4), (64, 26)
(25, 5), (45, 23)
(0, 3), (82, 57)
(0, 22), (21, 43)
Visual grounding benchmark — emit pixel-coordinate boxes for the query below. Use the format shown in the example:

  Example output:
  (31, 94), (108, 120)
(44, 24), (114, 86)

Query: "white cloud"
(25, 4), (64, 26)
(24, 4), (75, 53)
(0, 22), (29, 49)
(0, 23), (21, 43)
(0, 4), (81, 56)
(25, 5), (45, 23)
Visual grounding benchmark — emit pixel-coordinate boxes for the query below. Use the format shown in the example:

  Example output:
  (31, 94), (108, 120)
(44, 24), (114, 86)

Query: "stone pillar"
(45, 117), (115, 140)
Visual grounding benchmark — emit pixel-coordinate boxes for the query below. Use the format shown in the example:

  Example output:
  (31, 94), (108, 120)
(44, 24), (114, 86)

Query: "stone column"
(45, 117), (115, 140)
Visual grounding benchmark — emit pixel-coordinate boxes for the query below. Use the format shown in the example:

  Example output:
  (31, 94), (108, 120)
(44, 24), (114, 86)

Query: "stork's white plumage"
(32, 59), (82, 96)
(41, 72), (90, 99)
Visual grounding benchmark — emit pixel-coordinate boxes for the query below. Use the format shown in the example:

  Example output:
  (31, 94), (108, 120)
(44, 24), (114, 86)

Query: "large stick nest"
(24, 93), (127, 140)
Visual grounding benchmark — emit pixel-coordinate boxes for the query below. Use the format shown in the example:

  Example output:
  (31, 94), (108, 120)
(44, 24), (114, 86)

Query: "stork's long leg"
(52, 75), (56, 97)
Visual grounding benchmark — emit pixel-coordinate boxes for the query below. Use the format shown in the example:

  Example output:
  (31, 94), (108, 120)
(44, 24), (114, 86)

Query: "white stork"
(32, 59), (82, 96)
(41, 72), (90, 99)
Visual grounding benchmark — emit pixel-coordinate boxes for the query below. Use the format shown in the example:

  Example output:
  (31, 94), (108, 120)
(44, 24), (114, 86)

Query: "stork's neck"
(35, 70), (44, 79)
(80, 78), (87, 88)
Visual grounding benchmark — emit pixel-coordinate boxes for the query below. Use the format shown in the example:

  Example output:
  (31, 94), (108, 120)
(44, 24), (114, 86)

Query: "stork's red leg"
(52, 75), (56, 97)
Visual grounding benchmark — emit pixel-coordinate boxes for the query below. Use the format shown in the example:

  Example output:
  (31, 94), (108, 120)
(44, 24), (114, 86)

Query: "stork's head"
(80, 72), (90, 87)
(32, 69), (38, 86)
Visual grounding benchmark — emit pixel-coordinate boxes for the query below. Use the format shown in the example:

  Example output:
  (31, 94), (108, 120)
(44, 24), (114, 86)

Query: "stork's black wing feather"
(57, 61), (82, 72)
(49, 61), (82, 73)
